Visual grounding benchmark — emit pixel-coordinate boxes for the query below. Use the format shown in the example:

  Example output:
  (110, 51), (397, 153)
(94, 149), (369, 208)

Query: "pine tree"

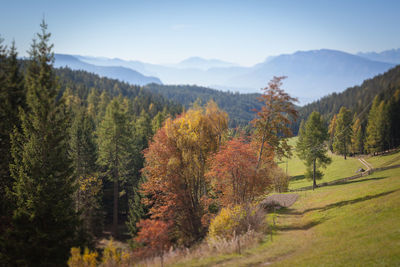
(296, 111), (331, 190)
(388, 89), (400, 147)
(7, 21), (78, 266)
(87, 87), (100, 121)
(0, 40), (25, 218)
(351, 116), (364, 155)
(333, 107), (353, 159)
(365, 96), (390, 153)
(69, 108), (102, 243)
(328, 114), (337, 152)
(97, 98), (134, 237)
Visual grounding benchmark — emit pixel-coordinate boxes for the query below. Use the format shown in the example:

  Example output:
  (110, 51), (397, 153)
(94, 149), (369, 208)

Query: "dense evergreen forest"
(143, 83), (263, 127)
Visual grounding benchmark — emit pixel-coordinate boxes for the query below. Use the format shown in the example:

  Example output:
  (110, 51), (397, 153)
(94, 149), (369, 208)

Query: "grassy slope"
(278, 137), (363, 190)
(172, 167), (400, 267)
(365, 150), (400, 168)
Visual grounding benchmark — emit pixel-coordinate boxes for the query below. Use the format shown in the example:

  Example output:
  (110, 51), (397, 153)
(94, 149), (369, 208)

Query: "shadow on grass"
(275, 218), (326, 231)
(285, 188), (398, 216)
(324, 176), (388, 187)
(290, 175), (306, 181)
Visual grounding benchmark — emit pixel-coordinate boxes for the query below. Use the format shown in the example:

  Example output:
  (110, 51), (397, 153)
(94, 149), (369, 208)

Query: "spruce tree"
(7, 21), (78, 266)
(69, 108), (103, 244)
(296, 111), (331, 190)
(333, 107), (353, 159)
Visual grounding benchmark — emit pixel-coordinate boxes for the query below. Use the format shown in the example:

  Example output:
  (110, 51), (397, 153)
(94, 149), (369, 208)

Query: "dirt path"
(358, 158), (373, 171)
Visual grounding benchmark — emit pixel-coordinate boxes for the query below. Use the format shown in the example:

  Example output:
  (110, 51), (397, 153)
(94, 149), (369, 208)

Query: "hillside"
(143, 83), (263, 127)
(171, 166), (400, 266)
(277, 138), (364, 190)
(297, 65), (400, 131)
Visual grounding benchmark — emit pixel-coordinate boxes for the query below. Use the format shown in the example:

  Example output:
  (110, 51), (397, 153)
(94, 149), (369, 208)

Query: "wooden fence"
(289, 164), (400, 192)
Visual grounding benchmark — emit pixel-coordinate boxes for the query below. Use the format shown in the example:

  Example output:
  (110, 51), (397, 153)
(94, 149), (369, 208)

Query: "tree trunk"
(312, 159), (316, 190)
(113, 172), (119, 237)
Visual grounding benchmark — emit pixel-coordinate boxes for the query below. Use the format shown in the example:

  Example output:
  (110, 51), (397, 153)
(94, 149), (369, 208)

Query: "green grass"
(172, 167), (400, 266)
(365, 149), (400, 168)
(278, 137), (363, 190)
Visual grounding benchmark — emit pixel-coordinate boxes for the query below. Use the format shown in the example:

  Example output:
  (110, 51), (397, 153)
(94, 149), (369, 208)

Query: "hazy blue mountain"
(60, 49), (395, 104)
(225, 49), (394, 103)
(357, 48), (400, 64)
(173, 57), (237, 70)
(54, 54), (162, 86)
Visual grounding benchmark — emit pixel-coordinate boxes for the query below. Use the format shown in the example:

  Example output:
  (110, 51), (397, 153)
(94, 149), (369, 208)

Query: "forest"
(1, 22), (400, 267)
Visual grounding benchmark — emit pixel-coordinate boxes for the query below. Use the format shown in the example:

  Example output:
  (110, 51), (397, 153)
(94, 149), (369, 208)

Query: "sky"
(1, 0), (399, 66)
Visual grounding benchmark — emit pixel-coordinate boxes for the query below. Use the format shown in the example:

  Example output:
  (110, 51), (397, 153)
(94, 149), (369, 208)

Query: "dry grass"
(135, 230), (264, 267)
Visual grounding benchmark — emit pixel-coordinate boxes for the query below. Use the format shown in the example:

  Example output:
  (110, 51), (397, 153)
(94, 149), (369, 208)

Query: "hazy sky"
(1, 0), (399, 66)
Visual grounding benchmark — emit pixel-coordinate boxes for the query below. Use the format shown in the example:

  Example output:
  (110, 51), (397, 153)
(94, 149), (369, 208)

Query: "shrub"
(270, 167), (290, 192)
(67, 247), (98, 267)
(208, 204), (266, 240)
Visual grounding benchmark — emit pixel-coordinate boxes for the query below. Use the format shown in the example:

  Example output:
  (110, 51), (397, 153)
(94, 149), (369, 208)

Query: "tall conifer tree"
(296, 111), (331, 190)
(97, 98), (134, 237)
(333, 107), (353, 159)
(7, 21), (78, 266)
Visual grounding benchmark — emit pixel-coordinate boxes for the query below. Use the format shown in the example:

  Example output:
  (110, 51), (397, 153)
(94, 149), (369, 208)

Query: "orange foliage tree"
(138, 101), (228, 246)
(135, 219), (172, 265)
(206, 138), (271, 206)
(252, 76), (298, 167)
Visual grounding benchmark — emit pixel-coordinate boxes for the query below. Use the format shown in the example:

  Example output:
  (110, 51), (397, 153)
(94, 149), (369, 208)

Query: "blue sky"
(1, 0), (399, 66)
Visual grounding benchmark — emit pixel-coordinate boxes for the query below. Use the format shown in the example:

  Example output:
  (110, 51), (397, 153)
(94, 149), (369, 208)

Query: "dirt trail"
(358, 158), (373, 171)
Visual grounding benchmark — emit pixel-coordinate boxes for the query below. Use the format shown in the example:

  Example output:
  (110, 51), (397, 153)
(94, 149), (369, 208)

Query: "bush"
(208, 204), (266, 240)
(67, 247), (98, 267)
(270, 167), (289, 192)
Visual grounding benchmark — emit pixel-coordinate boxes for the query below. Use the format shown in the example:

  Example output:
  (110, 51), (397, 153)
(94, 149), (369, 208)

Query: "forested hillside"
(0, 23), (182, 265)
(143, 83), (263, 127)
(298, 65), (400, 130)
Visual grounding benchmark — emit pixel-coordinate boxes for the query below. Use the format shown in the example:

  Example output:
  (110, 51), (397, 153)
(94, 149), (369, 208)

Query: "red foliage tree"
(206, 138), (271, 206)
(135, 219), (172, 265)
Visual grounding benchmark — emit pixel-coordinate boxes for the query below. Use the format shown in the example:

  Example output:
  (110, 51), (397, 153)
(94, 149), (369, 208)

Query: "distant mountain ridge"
(54, 54), (162, 86)
(357, 49), (400, 65)
(55, 49), (399, 104)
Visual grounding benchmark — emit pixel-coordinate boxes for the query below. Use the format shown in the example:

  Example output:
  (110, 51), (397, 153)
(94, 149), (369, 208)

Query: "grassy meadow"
(171, 166), (400, 267)
(277, 137), (364, 190)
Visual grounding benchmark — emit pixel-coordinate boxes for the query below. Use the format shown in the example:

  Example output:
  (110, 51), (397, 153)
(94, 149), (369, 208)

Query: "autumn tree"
(135, 219), (172, 266)
(139, 102), (228, 245)
(252, 76), (298, 168)
(206, 138), (271, 206)
(333, 107), (353, 159)
(7, 21), (78, 266)
(296, 111), (331, 190)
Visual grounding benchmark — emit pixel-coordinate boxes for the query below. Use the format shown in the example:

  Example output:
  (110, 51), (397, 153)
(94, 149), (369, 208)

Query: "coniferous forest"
(1, 18), (400, 266)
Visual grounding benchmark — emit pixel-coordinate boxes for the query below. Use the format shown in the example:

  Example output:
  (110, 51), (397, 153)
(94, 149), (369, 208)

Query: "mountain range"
(54, 49), (400, 104)
(54, 54), (162, 86)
